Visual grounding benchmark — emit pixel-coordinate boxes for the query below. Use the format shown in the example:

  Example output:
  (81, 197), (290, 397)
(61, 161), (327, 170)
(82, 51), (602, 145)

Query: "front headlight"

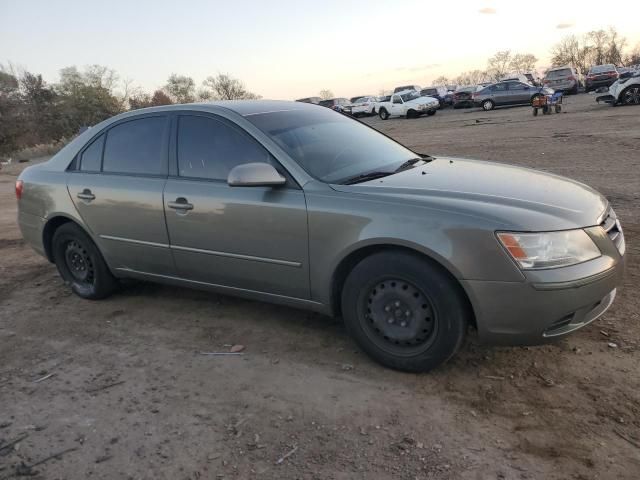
(497, 230), (601, 269)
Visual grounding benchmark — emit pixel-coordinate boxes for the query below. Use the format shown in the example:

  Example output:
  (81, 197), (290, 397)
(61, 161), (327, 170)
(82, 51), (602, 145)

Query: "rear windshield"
(245, 106), (417, 184)
(547, 68), (572, 78)
(590, 64), (617, 74)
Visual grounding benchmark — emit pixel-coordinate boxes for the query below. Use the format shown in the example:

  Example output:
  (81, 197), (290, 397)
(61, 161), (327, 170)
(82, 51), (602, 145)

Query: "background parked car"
(393, 85), (421, 93)
(420, 86), (448, 108)
(377, 90), (439, 119)
(296, 97), (321, 104)
(452, 85), (480, 108)
(350, 96), (378, 116)
(473, 81), (551, 111)
(585, 64), (619, 92)
(319, 98), (351, 112)
(543, 66), (581, 94)
(596, 70), (640, 106)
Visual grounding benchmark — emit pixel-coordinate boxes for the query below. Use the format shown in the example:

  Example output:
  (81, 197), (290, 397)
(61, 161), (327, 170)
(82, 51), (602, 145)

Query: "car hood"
(407, 96), (438, 105)
(331, 157), (608, 230)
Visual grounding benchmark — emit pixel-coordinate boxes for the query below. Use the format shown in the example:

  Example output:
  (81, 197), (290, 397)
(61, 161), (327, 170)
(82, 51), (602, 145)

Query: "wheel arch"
(330, 242), (477, 329)
(42, 214), (90, 263)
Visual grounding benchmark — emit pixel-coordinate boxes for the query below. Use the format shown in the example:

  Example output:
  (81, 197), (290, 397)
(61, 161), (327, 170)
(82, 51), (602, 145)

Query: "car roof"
(394, 89), (417, 95)
(124, 100), (324, 118)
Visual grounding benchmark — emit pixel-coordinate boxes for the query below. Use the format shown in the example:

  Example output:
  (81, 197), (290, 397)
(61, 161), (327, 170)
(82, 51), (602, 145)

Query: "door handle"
(167, 198), (194, 211)
(77, 189), (95, 201)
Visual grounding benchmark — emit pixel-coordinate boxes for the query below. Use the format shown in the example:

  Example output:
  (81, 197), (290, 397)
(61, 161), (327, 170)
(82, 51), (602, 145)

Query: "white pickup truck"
(377, 90), (440, 119)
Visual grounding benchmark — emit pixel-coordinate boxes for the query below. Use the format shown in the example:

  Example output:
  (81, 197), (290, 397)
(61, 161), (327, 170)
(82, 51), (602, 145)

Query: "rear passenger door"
(162, 113), (310, 299)
(489, 83), (508, 105)
(67, 115), (176, 276)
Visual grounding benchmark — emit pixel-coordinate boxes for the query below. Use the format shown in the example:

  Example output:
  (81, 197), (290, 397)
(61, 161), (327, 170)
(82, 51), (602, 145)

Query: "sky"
(2, 0), (639, 100)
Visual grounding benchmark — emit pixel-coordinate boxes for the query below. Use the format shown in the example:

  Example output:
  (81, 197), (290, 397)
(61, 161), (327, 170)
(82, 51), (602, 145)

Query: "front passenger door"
(163, 113), (310, 299)
(391, 95), (404, 116)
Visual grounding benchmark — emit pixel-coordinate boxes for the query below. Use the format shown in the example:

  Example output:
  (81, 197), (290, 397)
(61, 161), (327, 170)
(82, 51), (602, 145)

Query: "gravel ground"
(0, 94), (639, 480)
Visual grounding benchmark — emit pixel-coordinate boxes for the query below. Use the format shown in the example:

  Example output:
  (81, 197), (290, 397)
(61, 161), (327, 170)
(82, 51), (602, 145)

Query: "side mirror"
(227, 162), (286, 187)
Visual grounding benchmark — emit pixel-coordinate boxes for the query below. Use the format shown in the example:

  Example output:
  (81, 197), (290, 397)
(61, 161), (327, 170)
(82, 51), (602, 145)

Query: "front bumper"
(462, 225), (626, 345)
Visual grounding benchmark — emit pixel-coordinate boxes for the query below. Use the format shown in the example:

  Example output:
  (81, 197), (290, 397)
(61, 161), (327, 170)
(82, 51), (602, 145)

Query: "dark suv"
(585, 65), (619, 92)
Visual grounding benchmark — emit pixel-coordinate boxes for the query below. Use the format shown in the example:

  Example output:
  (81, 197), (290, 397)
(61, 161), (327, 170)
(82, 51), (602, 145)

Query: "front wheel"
(481, 99), (494, 111)
(379, 108), (389, 120)
(621, 86), (640, 105)
(341, 251), (468, 372)
(52, 223), (118, 300)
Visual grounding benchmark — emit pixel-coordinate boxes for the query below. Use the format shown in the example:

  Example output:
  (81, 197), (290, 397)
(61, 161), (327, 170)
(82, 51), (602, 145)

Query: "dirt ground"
(1, 94), (639, 480)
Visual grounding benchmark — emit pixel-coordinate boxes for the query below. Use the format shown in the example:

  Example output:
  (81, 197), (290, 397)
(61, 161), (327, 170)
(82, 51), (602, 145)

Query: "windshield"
(546, 68), (572, 79)
(246, 106), (419, 184)
(400, 91), (421, 101)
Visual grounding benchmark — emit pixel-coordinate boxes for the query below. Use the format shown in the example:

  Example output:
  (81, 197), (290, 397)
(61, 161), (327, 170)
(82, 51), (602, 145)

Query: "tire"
(52, 222), (118, 300)
(530, 94), (541, 106)
(620, 85), (640, 105)
(481, 99), (494, 111)
(570, 84), (578, 95)
(426, 110), (436, 116)
(533, 108), (538, 116)
(341, 251), (468, 372)
(555, 105), (562, 113)
(406, 109), (416, 119)
(370, 107), (376, 115)
(379, 108), (389, 120)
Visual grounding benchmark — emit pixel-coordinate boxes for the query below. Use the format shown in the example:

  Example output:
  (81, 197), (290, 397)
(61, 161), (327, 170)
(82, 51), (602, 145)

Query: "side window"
(103, 116), (167, 175)
(177, 115), (273, 181)
(491, 84), (507, 92)
(392, 96), (402, 104)
(508, 82), (526, 90)
(80, 134), (104, 172)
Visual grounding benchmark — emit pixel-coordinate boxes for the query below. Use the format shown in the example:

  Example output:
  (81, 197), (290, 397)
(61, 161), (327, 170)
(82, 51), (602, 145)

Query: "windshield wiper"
(341, 171), (394, 185)
(394, 157), (424, 173)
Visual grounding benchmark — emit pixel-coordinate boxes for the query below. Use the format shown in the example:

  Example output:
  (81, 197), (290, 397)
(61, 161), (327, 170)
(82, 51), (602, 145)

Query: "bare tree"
(455, 70), (489, 86)
(487, 50), (512, 81)
(318, 89), (334, 100)
(509, 53), (538, 73)
(550, 27), (629, 73)
(202, 73), (260, 100)
(432, 76), (450, 86)
(624, 43), (640, 65)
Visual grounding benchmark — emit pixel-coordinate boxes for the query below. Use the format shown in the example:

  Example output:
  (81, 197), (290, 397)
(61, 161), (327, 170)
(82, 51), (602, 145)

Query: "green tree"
(164, 73), (195, 103)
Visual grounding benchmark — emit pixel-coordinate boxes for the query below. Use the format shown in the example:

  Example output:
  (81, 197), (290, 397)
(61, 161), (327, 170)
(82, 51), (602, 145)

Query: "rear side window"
(80, 134), (104, 172)
(177, 115), (273, 181)
(103, 116), (167, 175)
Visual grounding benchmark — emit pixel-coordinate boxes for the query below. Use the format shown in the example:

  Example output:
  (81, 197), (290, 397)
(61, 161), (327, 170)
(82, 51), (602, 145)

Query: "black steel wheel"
(360, 278), (438, 356)
(52, 222), (118, 300)
(341, 251), (469, 372)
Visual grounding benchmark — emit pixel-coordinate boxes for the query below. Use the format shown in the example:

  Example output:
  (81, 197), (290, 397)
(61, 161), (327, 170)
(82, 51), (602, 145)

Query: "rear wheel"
(379, 108), (389, 120)
(426, 110), (436, 116)
(481, 99), (494, 111)
(52, 223), (118, 300)
(341, 251), (468, 372)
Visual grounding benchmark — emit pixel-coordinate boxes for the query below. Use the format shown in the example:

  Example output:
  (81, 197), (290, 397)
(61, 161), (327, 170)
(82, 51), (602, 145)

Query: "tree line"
(0, 66), (260, 158)
(1, 27), (639, 158)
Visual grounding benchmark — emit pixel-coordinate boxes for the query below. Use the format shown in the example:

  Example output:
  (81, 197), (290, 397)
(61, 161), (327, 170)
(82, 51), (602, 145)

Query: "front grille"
(599, 208), (625, 255)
